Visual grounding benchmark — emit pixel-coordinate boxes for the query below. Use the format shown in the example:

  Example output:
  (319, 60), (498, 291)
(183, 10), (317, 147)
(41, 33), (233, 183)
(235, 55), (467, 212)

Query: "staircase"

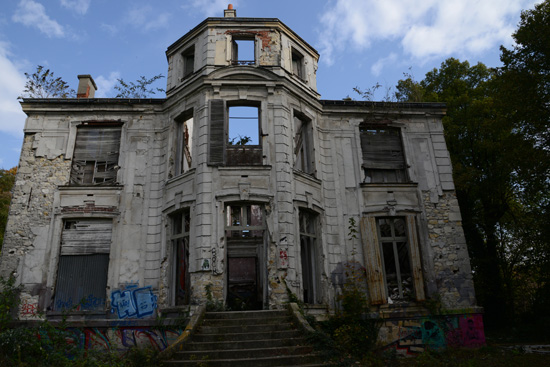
(164, 309), (325, 366)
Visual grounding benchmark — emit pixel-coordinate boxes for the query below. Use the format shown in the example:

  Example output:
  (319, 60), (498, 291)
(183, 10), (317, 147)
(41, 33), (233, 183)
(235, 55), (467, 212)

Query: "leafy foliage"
(114, 74), (165, 98)
(0, 275), (20, 330)
(20, 65), (75, 98)
(0, 167), (16, 249)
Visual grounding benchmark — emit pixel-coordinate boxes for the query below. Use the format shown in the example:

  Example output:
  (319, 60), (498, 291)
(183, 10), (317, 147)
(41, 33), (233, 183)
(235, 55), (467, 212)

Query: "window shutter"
(208, 99), (225, 165)
(360, 130), (405, 170)
(360, 216), (386, 304)
(406, 216), (425, 301)
(61, 220), (113, 255)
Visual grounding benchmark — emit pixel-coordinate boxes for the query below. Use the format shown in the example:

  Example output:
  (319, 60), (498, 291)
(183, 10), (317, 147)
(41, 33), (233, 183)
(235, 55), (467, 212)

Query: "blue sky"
(0, 0), (540, 169)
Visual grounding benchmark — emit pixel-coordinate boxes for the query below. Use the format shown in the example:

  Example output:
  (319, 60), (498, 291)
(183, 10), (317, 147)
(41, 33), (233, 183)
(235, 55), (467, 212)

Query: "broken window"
(360, 124), (407, 183)
(175, 110), (193, 175)
(70, 122), (122, 186)
(53, 219), (112, 311)
(294, 113), (315, 175)
(291, 49), (304, 79)
(232, 37), (255, 65)
(170, 210), (191, 306)
(360, 216), (425, 305)
(182, 46), (195, 79)
(225, 204), (265, 310)
(299, 210), (320, 304)
(208, 100), (262, 166)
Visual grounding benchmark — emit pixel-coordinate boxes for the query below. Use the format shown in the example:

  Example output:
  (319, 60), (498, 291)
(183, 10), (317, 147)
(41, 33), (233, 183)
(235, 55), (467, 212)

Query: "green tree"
(114, 74), (165, 98)
(0, 167), (16, 251)
(19, 65), (75, 98)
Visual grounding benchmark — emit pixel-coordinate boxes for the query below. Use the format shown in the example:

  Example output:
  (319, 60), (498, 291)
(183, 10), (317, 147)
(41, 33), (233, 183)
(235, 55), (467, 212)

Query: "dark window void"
(294, 114), (315, 175)
(360, 124), (407, 183)
(182, 46), (195, 79)
(171, 210), (191, 306)
(292, 49), (304, 79)
(70, 124), (121, 186)
(232, 38), (255, 65)
(53, 219), (112, 311)
(299, 210), (320, 304)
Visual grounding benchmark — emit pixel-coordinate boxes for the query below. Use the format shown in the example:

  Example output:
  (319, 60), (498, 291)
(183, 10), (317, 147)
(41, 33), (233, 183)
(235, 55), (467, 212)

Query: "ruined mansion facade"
(1, 8), (484, 350)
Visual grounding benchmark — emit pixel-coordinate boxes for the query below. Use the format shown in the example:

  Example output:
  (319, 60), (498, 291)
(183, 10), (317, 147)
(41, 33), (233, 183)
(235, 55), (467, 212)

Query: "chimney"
(224, 4), (236, 18)
(77, 75), (97, 98)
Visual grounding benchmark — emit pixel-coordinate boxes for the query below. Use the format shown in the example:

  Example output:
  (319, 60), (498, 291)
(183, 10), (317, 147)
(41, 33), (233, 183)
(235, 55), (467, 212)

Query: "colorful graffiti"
(380, 314), (485, 355)
(64, 327), (183, 352)
(110, 286), (158, 319)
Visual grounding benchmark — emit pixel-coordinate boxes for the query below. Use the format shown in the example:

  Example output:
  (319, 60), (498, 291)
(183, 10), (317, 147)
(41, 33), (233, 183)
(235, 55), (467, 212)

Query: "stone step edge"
(176, 345), (312, 355)
(164, 353), (322, 364)
(186, 337), (308, 347)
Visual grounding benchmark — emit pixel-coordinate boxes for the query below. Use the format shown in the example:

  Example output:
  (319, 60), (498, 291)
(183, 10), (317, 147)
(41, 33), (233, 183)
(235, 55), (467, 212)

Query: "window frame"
(291, 48), (305, 80)
(208, 100), (263, 166)
(52, 218), (113, 312)
(231, 36), (256, 66)
(360, 215), (425, 305)
(69, 121), (122, 186)
(169, 209), (191, 306)
(360, 123), (407, 184)
(293, 112), (315, 176)
(174, 110), (193, 176)
(181, 45), (195, 79)
(298, 209), (321, 304)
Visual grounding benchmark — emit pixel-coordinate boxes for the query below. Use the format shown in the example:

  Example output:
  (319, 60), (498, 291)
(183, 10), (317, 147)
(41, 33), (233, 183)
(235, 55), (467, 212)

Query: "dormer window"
(232, 37), (255, 65)
(182, 46), (195, 79)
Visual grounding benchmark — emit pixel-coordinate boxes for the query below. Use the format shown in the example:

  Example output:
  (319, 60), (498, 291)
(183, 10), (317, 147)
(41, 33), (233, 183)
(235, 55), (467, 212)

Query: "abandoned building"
(0, 6), (484, 353)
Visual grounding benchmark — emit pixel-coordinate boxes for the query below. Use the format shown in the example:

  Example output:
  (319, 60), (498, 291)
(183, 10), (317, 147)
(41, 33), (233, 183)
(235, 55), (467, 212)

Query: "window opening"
(360, 124), (406, 183)
(53, 219), (112, 311)
(70, 124), (121, 186)
(299, 210), (319, 304)
(225, 204), (265, 310)
(232, 38), (255, 65)
(294, 114), (315, 175)
(175, 112), (193, 175)
(378, 217), (414, 302)
(291, 49), (304, 79)
(170, 210), (191, 305)
(182, 46), (195, 79)
(226, 105), (262, 166)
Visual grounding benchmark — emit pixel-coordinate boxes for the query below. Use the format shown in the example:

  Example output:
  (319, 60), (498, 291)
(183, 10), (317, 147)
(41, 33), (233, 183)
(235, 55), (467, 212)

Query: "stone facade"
(0, 8), (483, 352)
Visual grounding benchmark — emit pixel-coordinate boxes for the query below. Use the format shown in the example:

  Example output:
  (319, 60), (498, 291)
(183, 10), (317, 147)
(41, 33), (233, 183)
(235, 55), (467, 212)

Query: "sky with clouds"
(0, 0), (540, 168)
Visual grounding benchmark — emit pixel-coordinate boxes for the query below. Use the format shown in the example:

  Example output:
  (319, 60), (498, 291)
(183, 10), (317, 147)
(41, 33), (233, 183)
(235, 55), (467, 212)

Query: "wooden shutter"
(360, 127), (405, 170)
(406, 216), (425, 301)
(208, 99), (226, 166)
(360, 216), (386, 304)
(61, 219), (113, 255)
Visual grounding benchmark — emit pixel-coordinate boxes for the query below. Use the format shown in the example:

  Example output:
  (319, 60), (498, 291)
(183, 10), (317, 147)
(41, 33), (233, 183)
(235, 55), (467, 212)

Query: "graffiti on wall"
(380, 314), (485, 355)
(110, 286), (158, 319)
(65, 327), (183, 352)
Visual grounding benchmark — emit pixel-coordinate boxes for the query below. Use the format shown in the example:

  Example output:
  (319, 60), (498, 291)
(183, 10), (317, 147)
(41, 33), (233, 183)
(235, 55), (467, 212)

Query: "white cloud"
(125, 6), (171, 31)
(12, 0), (65, 38)
(94, 71), (121, 98)
(317, 0), (538, 65)
(187, 0), (239, 17)
(100, 23), (118, 36)
(371, 53), (398, 76)
(60, 0), (91, 15)
(0, 41), (27, 137)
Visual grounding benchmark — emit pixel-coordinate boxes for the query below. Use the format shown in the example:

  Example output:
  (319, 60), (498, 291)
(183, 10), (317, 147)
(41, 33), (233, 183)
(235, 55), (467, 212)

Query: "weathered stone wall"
(422, 191), (476, 309)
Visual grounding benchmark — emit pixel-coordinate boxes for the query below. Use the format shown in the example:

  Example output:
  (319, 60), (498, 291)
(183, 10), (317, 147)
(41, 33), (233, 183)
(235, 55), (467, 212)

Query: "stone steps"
(164, 308), (326, 367)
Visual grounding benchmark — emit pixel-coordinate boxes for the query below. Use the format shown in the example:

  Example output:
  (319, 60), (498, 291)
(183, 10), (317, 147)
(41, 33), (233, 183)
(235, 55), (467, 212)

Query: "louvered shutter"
(360, 216), (386, 304)
(208, 99), (226, 165)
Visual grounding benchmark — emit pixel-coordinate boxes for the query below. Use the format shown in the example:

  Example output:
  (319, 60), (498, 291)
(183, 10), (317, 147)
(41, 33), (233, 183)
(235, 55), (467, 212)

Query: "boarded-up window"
(360, 124), (407, 183)
(360, 216), (425, 305)
(170, 210), (190, 305)
(53, 219), (112, 311)
(70, 123), (122, 186)
(299, 210), (320, 304)
(175, 111), (193, 175)
(294, 114), (315, 175)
